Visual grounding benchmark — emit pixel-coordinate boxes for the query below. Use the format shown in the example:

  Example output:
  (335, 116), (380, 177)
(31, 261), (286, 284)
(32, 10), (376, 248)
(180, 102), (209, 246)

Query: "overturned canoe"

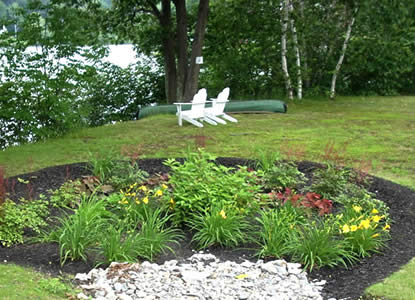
(138, 100), (287, 119)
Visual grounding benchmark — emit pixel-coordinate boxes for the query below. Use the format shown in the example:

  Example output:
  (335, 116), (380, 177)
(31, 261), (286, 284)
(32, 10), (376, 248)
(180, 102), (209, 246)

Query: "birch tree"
(288, 0), (302, 99)
(281, 0), (293, 100)
(329, 5), (358, 100)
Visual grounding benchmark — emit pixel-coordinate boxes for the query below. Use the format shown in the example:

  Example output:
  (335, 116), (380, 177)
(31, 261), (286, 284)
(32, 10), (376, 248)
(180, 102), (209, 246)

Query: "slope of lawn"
(0, 95), (414, 299)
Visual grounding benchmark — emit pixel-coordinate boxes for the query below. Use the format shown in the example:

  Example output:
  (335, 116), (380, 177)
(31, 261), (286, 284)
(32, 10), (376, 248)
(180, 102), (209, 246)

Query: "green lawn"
(1, 95), (415, 299)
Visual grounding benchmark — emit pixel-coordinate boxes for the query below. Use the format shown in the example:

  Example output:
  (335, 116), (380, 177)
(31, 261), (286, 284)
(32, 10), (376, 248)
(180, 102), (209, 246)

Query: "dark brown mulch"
(1, 158), (415, 300)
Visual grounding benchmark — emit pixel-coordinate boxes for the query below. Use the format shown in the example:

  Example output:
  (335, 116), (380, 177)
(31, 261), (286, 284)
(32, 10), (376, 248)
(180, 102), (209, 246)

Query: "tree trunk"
(281, 0), (293, 100)
(160, 0), (177, 103)
(298, 0), (310, 89)
(329, 7), (357, 100)
(174, 0), (188, 100)
(288, 0), (302, 99)
(183, 0), (210, 101)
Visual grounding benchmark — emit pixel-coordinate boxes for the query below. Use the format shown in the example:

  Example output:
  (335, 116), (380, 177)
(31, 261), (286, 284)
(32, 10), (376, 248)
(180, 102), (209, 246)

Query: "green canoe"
(138, 100), (287, 119)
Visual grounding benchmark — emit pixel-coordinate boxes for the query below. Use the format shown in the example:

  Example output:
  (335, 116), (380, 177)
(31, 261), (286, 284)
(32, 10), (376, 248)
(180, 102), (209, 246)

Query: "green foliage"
(0, 0), (164, 149)
(87, 150), (148, 188)
(50, 196), (111, 265)
(255, 149), (282, 173)
(0, 197), (48, 247)
(37, 276), (77, 297)
(48, 179), (84, 209)
(135, 206), (182, 261)
(164, 149), (262, 225)
(311, 164), (351, 199)
(115, 183), (166, 229)
(336, 204), (391, 258)
(263, 162), (306, 191)
(187, 207), (250, 250)
(81, 60), (164, 127)
(286, 220), (357, 272)
(95, 228), (143, 266)
(255, 205), (306, 258)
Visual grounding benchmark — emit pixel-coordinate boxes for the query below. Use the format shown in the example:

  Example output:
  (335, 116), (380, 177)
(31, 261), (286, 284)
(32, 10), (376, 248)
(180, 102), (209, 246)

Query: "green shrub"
(48, 180), (85, 209)
(263, 162), (306, 191)
(0, 197), (49, 247)
(187, 207), (250, 249)
(88, 150), (148, 188)
(164, 149), (262, 225)
(311, 163), (351, 198)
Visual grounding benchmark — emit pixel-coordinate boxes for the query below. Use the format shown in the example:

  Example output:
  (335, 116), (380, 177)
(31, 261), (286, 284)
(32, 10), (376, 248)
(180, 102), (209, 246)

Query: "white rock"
(181, 270), (211, 282)
(118, 293), (134, 300)
(74, 273), (91, 281)
(76, 292), (89, 299)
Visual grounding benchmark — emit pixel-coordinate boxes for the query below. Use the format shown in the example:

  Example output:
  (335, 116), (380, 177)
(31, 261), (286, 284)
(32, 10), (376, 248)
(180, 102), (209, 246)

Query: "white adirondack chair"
(174, 89), (217, 127)
(204, 87), (238, 124)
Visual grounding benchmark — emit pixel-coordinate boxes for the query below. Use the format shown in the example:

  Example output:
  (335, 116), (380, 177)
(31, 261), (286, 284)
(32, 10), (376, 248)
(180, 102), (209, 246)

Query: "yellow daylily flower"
(372, 215), (382, 223)
(139, 185), (148, 192)
(342, 224), (350, 233)
(350, 225), (358, 232)
(352, 205), (362, 213)
(135, 199), (140, 204)
(143, 197), (149, 204)
(155, 190), (163, 197)
(359, 219), (371, 230)
(169, 198), (175, 204)
(371, 233), (380, 238)
(162, 184), (168, 189)
(371, 208), (379, 214)
(383, 224), (391, 231)
(219, 210), (227, 219)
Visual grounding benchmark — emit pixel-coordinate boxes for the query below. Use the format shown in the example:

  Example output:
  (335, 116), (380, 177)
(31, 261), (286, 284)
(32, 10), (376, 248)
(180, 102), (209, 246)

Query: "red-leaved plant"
(301, 192), (333, 215)
(269, 188), (333, 216)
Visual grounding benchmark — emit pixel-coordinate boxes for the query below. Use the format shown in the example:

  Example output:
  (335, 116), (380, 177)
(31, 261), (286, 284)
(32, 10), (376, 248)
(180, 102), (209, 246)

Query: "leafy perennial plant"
(0, 149), (393, 272)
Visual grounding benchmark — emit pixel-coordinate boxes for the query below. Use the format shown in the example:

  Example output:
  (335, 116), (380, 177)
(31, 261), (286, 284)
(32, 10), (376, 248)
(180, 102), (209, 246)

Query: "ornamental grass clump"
(51, 195), (111, 266)
(286, 220), (358, 272)
(255, 204), (307, 258)
(187, 206), (251, 249)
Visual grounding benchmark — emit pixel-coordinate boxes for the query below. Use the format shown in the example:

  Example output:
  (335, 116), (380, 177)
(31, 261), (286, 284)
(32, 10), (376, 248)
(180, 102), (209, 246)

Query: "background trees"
(1, 0), (415, 148)
(111, 0), (210, 102)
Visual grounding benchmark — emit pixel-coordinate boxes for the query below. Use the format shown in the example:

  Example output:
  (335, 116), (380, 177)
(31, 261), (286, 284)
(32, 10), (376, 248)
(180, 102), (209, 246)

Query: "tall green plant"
(164, 149), (262, 225)
(50, 196), (111, 265)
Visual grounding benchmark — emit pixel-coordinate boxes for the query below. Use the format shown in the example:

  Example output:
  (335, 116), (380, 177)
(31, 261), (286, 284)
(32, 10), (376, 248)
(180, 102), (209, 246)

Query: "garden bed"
(0, 157), (415, 300)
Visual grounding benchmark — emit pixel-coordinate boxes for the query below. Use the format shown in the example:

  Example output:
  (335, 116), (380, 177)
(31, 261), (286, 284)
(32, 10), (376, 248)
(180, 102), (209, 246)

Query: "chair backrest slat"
(190, 88), (207, 117)
(212, 87), (230, 114)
